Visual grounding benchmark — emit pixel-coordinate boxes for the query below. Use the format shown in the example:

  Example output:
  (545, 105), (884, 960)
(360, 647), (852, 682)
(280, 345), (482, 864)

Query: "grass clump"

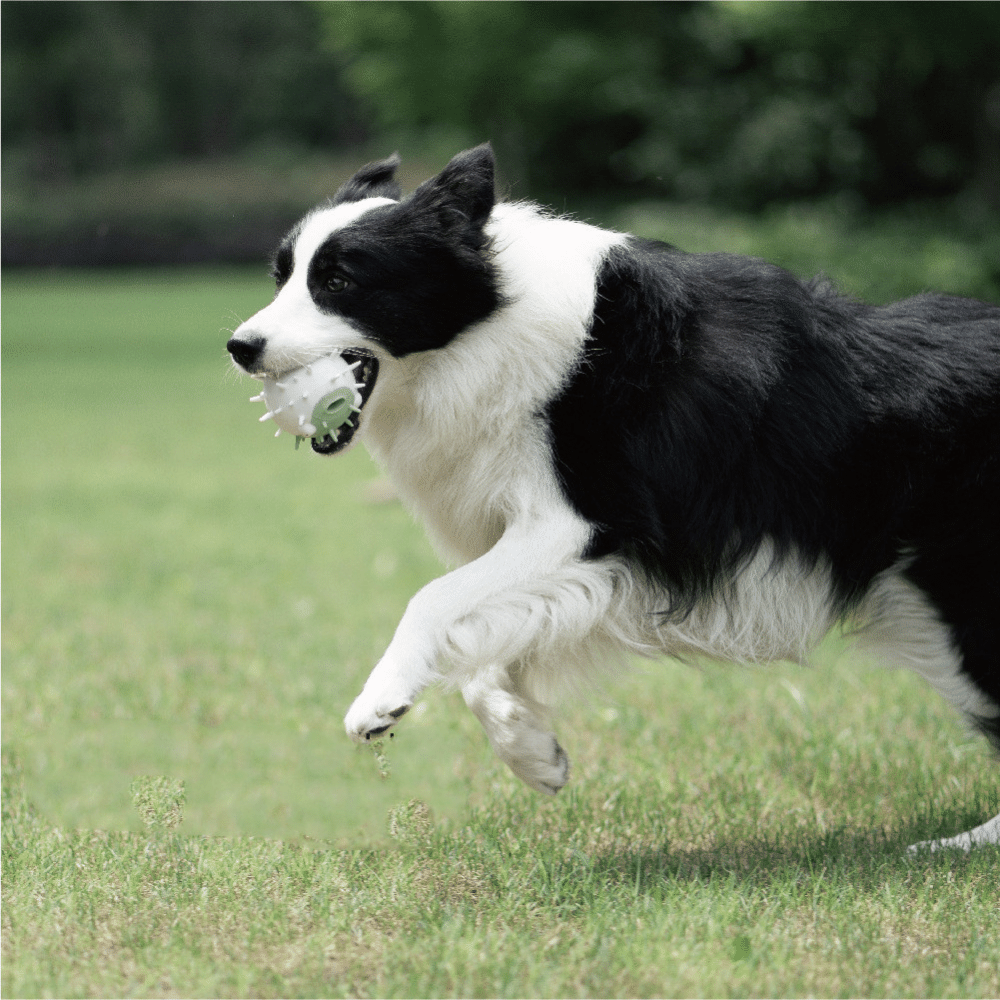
(131, 776), (187, 833)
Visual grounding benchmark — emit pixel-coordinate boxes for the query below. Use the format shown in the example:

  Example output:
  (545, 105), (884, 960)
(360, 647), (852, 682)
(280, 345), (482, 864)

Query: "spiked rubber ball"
(250, 354), (366, 449)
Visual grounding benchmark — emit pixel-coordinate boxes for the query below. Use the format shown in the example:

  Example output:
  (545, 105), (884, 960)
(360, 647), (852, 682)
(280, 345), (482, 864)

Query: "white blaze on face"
(231, 197), (397, 375)
(283, 197), (397, 295)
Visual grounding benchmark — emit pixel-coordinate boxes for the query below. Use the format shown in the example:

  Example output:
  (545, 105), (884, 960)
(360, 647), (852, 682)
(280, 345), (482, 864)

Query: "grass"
(3, 212), (999, 997)
(1, 268), (474, 842)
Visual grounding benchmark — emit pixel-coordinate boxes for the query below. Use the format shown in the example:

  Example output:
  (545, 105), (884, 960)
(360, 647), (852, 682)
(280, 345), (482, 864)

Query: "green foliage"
(4, 0), (998, 211)
(1, 1), (362, 179)
(4, 2), (999, 266)
(319, 1), (1000, 208)
(0, 154), (409, 267)
(609, 199), (1000, 304)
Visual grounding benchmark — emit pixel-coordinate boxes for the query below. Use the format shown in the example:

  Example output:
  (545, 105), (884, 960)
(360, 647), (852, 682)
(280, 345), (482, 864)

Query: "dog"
(227, 144), (1000, 851)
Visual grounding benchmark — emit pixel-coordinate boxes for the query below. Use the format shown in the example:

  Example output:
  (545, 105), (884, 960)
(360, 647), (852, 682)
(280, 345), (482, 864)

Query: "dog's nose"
(227, 334), (265, 371)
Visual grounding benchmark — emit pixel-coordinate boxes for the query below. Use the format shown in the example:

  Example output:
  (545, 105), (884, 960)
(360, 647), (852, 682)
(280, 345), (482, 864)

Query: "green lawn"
(2, 220), (999, 998)
(1, 267), (479, 843)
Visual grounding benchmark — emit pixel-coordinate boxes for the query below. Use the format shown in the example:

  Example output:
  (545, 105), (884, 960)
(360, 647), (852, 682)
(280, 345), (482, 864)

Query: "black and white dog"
(228, 145), (1000, 850)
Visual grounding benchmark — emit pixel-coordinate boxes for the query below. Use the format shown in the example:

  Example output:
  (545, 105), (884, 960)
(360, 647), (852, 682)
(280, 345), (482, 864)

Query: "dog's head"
(227, 144), (501, 454)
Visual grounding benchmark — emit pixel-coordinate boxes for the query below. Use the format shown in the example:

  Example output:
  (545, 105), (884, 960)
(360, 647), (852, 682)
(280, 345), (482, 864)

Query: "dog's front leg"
(343, 507), (592, 746)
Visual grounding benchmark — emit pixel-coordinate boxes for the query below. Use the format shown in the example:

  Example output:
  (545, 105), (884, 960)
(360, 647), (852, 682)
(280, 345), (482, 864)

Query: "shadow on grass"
(583, 800), (1000, 899)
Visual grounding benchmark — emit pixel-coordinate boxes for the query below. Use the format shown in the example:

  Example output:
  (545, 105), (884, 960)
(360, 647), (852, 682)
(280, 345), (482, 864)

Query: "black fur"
(269, 153), (403, 291)
(547, 237), (1000, 721)
(332, 152), (403, 205)
(274, 145), (502, 357)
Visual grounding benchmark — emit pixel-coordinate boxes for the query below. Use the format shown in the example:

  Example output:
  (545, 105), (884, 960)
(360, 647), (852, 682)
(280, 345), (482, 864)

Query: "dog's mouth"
(310, 349), (380, 455)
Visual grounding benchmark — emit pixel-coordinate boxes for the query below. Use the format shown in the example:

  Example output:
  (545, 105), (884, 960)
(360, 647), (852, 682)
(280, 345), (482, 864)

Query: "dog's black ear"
(412, 143), (496, 230)
(332, 153), (403, 205)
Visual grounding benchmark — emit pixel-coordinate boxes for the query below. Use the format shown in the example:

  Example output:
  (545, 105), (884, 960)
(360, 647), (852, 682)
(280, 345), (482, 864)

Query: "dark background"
(3, 1), (999, 267)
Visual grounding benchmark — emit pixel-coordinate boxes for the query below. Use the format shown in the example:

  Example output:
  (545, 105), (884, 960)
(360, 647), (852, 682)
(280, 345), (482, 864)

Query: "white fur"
(233, 196), (999, 844)
(362, 203), (629, 564)
(853, 568), (1000, 720)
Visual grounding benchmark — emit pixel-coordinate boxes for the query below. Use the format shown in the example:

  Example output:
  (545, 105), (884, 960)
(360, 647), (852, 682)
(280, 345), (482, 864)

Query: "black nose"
(227, 335), (265, 371)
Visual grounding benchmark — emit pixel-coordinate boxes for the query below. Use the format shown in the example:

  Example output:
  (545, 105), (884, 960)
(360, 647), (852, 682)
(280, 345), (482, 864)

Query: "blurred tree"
(319, 2), (697, 194)
(698, 3), (1000, 207)
(3, 0), (998, 212)
(319, 1), (1000, 208)
(1, 1), (365, 180)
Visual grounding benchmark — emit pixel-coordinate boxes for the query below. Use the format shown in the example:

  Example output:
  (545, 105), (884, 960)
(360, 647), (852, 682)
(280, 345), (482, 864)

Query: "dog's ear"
(412, 143), (496, 230)
(332, 153), (403, 205)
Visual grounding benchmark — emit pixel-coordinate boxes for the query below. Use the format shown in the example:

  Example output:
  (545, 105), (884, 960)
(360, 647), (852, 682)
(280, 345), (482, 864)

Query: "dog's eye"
(325, 274), (351, 294)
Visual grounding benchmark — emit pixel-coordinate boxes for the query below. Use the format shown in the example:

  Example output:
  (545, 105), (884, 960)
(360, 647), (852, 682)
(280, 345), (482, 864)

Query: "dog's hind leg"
(908, 811), (1000, 853)
(856, 571), (1000, 852)
(461, 663), (570, 795)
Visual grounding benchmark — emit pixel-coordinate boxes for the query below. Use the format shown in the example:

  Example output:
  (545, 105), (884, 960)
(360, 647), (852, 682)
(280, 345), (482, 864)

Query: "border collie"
(228, 145), (999, 851)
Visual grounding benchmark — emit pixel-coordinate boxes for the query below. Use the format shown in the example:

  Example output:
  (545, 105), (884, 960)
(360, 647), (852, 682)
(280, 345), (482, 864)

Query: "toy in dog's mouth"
(310, 350), (379, 455)
(251, 350), (379, 455)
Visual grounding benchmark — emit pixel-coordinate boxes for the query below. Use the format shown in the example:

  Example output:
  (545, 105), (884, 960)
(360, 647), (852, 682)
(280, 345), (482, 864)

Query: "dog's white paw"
(344, 649), (436, 743)
(462, 675), (571, 795)
(505, 731), (571, 796)
(344, 695), (411, 743)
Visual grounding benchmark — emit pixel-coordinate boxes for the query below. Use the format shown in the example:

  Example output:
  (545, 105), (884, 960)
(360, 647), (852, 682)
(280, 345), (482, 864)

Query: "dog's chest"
(365, 402), (520, 565)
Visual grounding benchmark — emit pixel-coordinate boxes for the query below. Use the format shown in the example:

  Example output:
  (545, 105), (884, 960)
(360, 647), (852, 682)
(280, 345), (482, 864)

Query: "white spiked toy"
(249, 354), (367, 451)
